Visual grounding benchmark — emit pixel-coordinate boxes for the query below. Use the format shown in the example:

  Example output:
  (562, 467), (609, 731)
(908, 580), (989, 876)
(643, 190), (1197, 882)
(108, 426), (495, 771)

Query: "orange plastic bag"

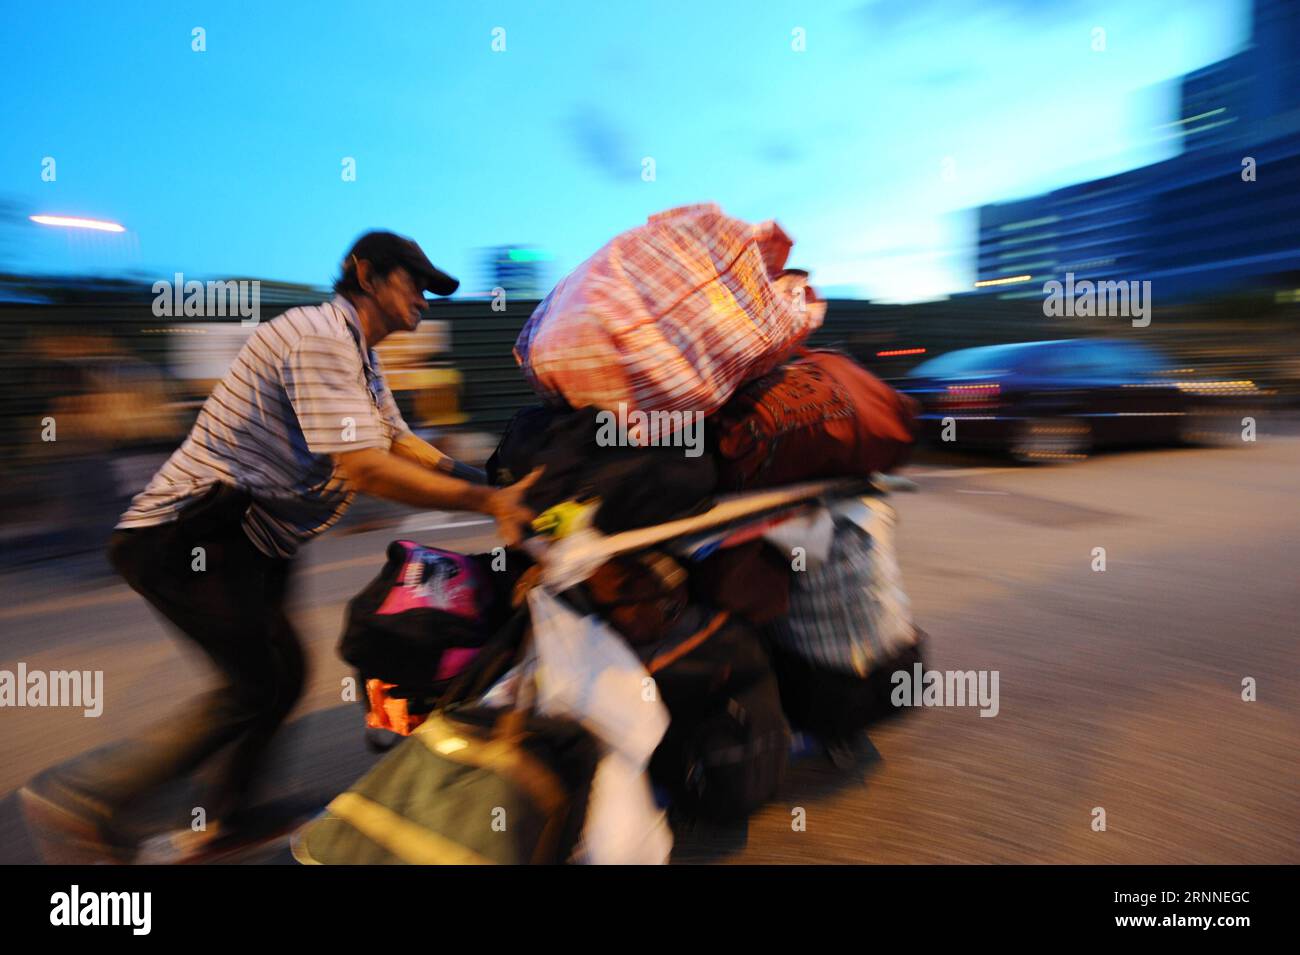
(365, 679), (427, 736)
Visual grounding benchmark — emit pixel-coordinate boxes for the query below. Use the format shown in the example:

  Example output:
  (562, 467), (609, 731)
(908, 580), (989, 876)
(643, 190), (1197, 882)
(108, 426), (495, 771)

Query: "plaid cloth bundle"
(514, 204), (823, 428)
(769, 501), (916, 677)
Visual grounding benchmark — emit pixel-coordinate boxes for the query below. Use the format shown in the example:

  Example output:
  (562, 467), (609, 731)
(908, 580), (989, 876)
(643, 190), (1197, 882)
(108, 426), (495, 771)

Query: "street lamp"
(30, 215), (126, 233)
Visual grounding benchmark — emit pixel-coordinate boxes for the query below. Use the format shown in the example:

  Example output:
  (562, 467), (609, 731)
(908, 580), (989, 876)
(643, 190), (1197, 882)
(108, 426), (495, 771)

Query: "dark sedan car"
(896, 338), (1262, 462)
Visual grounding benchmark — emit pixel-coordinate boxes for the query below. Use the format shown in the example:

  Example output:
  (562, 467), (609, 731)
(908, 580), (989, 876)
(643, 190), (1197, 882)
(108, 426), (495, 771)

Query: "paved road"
(2, 436), (1297, 863)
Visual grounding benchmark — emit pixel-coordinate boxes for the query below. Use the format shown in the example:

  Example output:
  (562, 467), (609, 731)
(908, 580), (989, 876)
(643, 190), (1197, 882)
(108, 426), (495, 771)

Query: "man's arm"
(389, 431), (448, 471)
(391, 431), (488, 483)
(334, 447), (538, 545)
(281, 332), (526, 535)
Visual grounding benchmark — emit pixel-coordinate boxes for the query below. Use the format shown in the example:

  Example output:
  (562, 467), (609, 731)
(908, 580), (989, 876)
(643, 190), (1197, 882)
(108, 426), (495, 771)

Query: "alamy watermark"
(152, 272), (260, 326)
(1043, 272), (1150, 327)
(891, 663), (999, 717)
(595, 403), (704, 458)
(0, 664), (103, 717)
(50, 885), (150, 935)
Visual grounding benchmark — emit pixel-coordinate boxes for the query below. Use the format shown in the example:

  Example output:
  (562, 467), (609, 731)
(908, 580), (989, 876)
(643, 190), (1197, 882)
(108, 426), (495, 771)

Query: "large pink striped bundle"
(514, 204), (823, 427)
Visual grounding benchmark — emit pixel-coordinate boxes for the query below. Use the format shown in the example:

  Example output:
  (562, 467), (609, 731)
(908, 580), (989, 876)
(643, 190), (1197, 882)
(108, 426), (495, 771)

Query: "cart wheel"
(364, 727), (403, 753)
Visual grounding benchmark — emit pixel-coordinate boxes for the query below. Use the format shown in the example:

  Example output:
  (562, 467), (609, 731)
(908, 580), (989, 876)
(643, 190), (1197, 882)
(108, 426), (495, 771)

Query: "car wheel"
(1010, 418), (1092, 463)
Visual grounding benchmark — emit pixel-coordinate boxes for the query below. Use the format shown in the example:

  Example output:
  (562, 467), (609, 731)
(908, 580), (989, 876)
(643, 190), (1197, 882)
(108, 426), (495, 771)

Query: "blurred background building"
(4, 0), (1300, 570)
(480, 246), (551, 299)
(975, 0), (1300, 303)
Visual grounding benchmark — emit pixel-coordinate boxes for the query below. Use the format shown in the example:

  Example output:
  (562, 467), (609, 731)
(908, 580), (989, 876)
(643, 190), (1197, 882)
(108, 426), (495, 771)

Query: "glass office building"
(973, 0), (1300, 303)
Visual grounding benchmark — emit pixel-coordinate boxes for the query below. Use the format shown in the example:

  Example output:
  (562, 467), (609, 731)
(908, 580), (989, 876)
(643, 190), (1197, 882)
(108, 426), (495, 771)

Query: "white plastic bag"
(571, 752), (673, 865)
(527, 587), (670, 766)
(526, 587), (673, 864)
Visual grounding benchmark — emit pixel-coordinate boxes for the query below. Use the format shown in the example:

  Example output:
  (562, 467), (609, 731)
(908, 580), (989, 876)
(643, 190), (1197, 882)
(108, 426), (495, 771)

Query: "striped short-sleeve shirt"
(117, 295), (410, 557)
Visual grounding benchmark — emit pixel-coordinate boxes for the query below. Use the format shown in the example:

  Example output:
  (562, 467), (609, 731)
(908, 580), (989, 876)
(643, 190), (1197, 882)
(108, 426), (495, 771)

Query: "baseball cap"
(344, 231), (460, 296)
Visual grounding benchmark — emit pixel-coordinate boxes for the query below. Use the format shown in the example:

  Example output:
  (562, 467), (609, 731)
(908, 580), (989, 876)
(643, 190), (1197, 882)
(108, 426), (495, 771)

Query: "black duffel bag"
(639, 606), (791, 821)
(769, 635), (926, 745)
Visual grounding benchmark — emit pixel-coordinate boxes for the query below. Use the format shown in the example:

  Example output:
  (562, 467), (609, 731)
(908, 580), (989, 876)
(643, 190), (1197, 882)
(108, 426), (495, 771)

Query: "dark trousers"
(61, 485), (307, 828)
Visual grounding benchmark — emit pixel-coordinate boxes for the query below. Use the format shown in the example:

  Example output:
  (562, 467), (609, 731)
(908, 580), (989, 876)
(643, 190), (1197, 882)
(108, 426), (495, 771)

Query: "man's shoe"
(134, 824), (227, 864)
(824, 731), (882, 772)
(137, 801), (323, 864)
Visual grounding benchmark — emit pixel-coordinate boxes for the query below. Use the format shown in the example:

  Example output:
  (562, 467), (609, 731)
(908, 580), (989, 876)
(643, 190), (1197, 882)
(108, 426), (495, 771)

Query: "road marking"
(0, 588), (139, 622)
(396, 517), (493, 534)
(956, 489), (1011, 495)
(908, 467), (1017, 479)
(394, 511), (458, 532)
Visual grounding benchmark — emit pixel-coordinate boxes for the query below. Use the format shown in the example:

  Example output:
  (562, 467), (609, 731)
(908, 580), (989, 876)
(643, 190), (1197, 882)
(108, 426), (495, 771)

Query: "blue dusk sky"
(1, 0), (1250, 301)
